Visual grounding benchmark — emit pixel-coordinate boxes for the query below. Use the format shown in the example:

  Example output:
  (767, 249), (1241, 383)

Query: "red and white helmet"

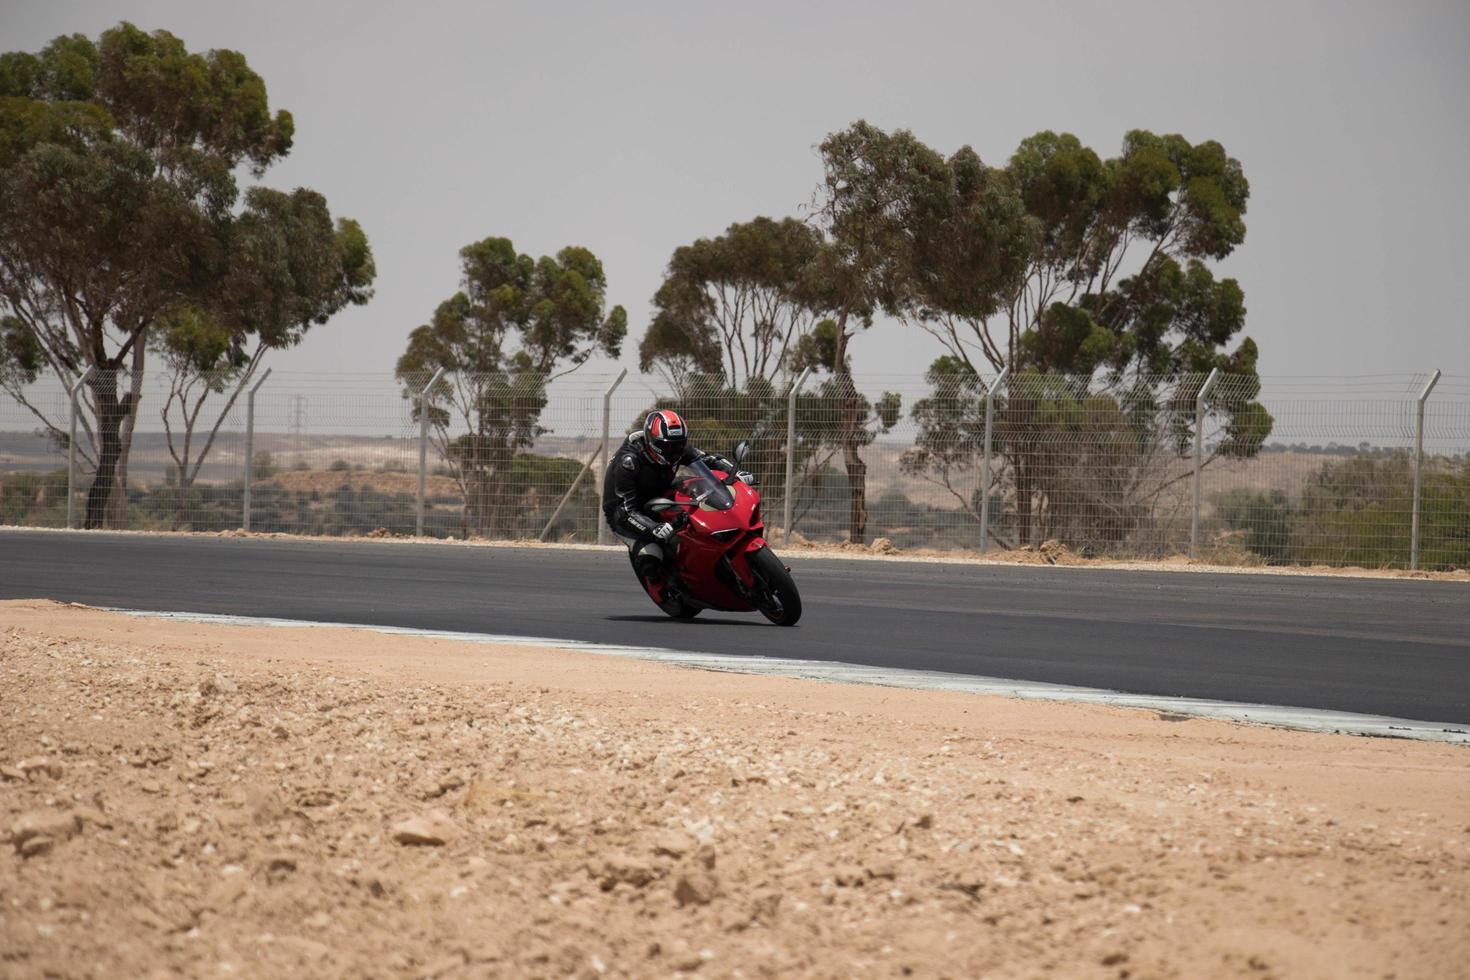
(643, 410), (688, 466)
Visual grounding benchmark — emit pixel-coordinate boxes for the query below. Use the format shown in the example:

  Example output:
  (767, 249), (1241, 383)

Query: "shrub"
(1212, 454), (1469, 570)
(0, 469), (69, 526)
(1212, 489), (1294, 563)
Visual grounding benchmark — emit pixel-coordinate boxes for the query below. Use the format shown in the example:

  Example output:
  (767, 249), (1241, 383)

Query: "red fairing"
(648, 468), (765, 610)
(634, 457), (800, 626)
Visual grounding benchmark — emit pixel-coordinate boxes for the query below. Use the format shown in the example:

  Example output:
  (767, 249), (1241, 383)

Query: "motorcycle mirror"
(733, 440), (750, 465)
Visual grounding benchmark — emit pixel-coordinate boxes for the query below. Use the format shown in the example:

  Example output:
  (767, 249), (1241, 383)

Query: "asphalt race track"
(2, 529), (1467, 725)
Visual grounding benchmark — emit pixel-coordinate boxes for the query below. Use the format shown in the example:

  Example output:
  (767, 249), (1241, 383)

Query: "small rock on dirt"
(749, 890), (782, 922)
(391, 809), (459, 846)
(673, 870), (720, 907)
(199, 673), (238, 696)
(651, 829), (697, 860)
(20, 757), (64, 780)
(11, 809), (81, 855)
(263, 854), (298, 883)
(19, 836), (57, 858)
(600, 852), (658, 890)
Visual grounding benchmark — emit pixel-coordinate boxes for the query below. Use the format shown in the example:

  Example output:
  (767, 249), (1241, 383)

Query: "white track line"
(109, 609), (1470, 746)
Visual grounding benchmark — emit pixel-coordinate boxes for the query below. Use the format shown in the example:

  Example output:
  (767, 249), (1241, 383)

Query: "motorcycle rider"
(602, 410), (735, 584)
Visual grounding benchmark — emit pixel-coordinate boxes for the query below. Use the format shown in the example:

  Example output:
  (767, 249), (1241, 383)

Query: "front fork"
(715, 540), (766, 601)
(714, 554), (750, 601)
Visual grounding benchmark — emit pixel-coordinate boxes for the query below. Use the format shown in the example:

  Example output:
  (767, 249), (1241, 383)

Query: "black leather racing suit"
(601, 431), (729, 578)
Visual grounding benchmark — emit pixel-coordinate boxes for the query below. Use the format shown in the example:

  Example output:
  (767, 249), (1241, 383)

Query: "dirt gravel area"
(2, 600), (1468, 979)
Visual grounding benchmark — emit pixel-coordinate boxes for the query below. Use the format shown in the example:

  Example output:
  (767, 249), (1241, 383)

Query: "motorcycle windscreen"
(675, 459), (735, 511)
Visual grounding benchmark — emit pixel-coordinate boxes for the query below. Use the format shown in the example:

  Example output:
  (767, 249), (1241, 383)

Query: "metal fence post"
(979, 366), (1009, 555)
(783, 366), (814, 545)
(416, 367), (447, 538)
(596, 368), (629, 545)
(1190, 368), (1223, 558)
(66, 366), (95, 530)
(539, 444), (603, 542)
(1410, 369), (1442, 570)
(242, 368), (272, 532)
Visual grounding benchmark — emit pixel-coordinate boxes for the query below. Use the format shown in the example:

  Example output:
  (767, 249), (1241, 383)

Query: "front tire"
(748, 547), (801, 626)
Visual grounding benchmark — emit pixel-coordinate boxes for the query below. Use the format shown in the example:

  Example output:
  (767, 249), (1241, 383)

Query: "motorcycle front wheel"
(748, 547), (802, 626)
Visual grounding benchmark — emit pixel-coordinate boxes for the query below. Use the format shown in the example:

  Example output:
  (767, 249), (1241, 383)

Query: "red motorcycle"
(635, 441), (802, 626)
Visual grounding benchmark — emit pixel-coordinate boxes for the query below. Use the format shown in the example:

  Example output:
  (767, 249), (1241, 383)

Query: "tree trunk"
(1014, 457), (1034, 547)
(488, 471), (511, 539)
(483, 440), (519, 539)
(833, 316), (867, 544)
(843, 430), (867, 545)
(174, 467), (190, 529)
(466, 467), (489, 536)
(107, 350), (145, 528)
(84, 372), (127, 530)
(109, 441), (132, 528)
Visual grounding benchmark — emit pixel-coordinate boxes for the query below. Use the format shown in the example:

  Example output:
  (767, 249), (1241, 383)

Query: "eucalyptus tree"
(639, 211), (909, 531)
(808, 123), (921, 542)
(395, 237), (626, 536)
(639, 216), (827, 394)
(810, 120), (988, 543)
(0, 23), (371, 528)
(155, 188), (374, 525)
(899, 129), (1271, 546)
(906, 129), (1253, 380)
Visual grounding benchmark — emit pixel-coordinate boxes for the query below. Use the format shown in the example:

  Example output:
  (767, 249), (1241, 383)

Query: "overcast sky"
(5, 0), (1468, 384)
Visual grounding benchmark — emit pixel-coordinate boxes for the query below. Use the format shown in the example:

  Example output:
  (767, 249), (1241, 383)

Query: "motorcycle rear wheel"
(642, 576), (701, 619)
(658, 596), (701, 619)
(748, 547), (801, 626)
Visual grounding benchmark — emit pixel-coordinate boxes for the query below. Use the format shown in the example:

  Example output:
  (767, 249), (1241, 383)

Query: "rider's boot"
(634, 552), (664, 583)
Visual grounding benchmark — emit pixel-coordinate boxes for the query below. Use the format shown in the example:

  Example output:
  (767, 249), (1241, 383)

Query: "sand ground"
(2, 599), (1467, 979)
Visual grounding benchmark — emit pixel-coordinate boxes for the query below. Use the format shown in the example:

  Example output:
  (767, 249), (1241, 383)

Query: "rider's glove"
(736, 470), (758, 487)
(652, 522), (677, 542)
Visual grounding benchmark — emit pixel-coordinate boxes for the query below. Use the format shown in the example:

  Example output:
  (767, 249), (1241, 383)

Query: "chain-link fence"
(3, 367), (1466, 570)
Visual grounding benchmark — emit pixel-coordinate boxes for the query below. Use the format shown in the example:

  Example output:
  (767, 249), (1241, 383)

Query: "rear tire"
(659, 596), (701, 619)
(641, 576), (700, 620)
(748, 547), (801, 626)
